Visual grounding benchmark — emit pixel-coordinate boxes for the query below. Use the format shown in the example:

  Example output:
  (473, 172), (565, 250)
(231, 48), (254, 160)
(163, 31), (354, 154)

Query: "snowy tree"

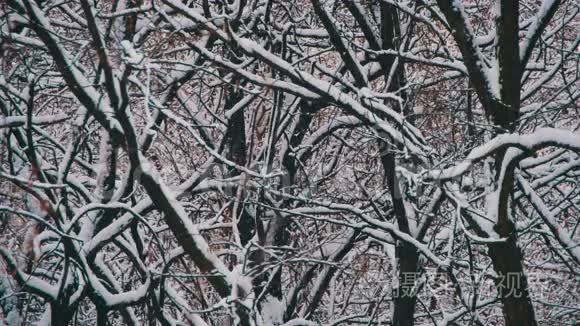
(0, 0), (578, 325)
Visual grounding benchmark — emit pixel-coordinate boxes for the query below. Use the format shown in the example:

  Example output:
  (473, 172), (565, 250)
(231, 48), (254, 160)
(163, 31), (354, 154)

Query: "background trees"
(0, 0), (578, 325)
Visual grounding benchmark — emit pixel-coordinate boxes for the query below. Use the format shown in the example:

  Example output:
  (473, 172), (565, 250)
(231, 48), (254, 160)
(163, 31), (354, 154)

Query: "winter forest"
(0, 0), (578, 325)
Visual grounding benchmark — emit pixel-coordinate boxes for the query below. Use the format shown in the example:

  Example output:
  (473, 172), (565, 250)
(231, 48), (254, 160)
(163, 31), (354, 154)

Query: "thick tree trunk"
(224, 89), (254, 247)
(488, 236), (537, 326)
(378, 4), (418, 326)
(488, 153), (537, 326)
(435, 0), (538, 323)
(382, 153), (419, 326)
(392, 242), (419, 326)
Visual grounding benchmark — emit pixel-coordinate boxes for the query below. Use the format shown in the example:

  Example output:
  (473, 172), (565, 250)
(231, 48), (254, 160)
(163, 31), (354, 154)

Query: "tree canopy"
(0, 0), (578, 325)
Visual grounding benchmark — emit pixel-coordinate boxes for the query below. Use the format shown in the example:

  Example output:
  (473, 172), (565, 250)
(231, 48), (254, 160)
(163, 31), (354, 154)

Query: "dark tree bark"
(378, 4), (419, 326)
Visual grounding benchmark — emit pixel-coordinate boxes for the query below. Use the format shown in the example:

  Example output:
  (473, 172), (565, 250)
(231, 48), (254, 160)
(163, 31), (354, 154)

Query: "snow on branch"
(425, 128), (580, 181)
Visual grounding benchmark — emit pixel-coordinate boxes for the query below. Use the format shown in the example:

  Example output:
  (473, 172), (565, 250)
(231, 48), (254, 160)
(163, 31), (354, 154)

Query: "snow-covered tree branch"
(0, 0), (577, 325)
